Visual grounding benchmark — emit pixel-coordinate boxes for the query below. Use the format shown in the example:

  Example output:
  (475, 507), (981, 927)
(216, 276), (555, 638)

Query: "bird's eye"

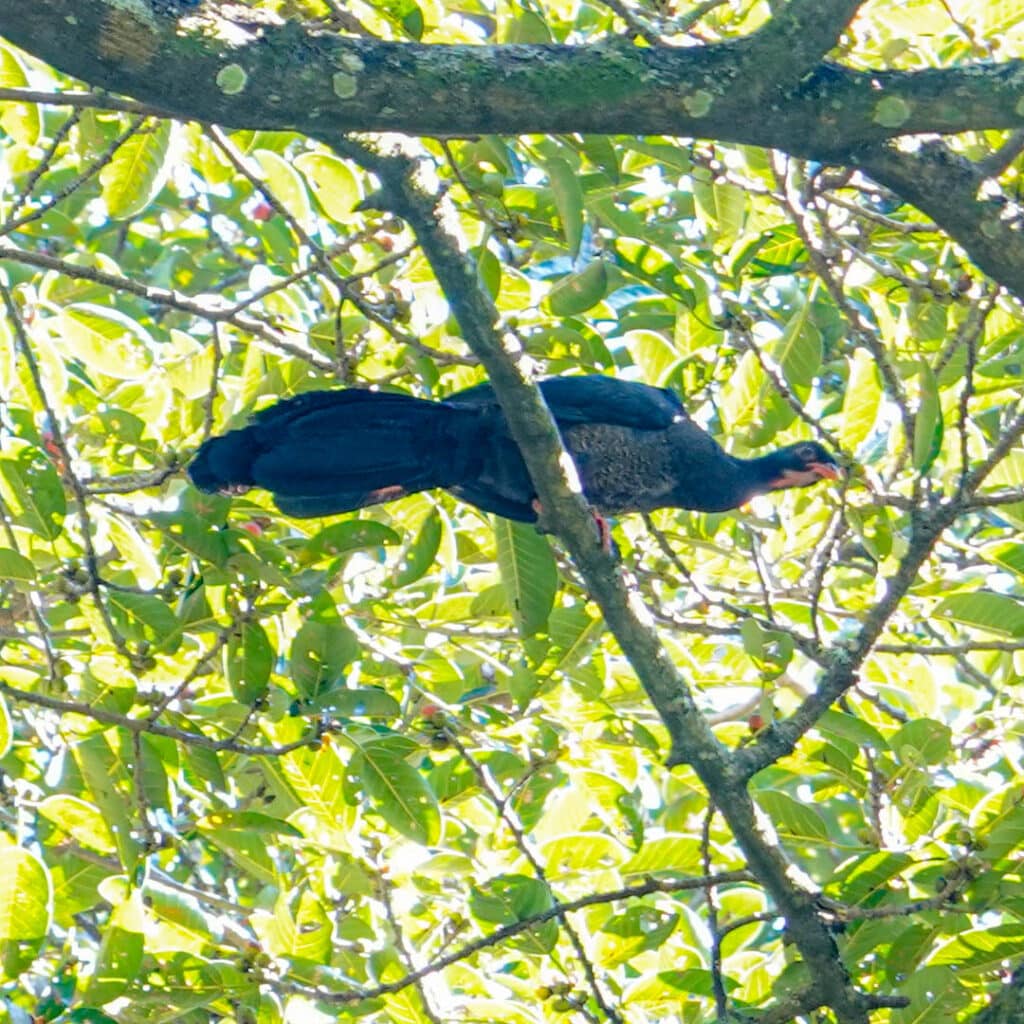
(797, 444), (816, 459)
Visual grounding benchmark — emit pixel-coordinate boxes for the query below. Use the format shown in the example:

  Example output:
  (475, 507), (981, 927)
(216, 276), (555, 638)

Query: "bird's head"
(763, 441), (843, 492)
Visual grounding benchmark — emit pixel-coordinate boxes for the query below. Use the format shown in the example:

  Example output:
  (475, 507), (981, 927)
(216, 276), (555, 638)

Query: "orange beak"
(810, 461), (843, 481)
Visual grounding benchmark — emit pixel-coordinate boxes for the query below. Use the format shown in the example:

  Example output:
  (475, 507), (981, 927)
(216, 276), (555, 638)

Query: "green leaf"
(253, 148), (314, 232)
(693, 178), (746, 245)
(746, 225), (808, 277)
(476, 245), (501, 299)
(934, 592), (1024, 637)
(829, 851), (914, 905)
(756, 791), (829, 845)
(720, 349), (781, 437)
(0, 846), (50, 979)
(740, 619), (794, 677)
(817, 710), (887, 750)
(599, 906), (679, 966)
(540, 832), (627, 872)
(980, 540), (1024, 578)
(107, 591), (180, 650)
(505, 10), (552, 41)
(912, 361), (943, 472)
(83, 919), (144, 1006)
(626, 328), (681, 385)
(290, 610), (360, 699)
(621, 835), (702, 875)
(0, 547), (35, 582)
(38, 795), (116, 854)
(469, 875), (557, 952)
(73, 734), (141, 871)
(294, 151), (362, 220)
(982, 801), (1024, 863)
(546, 603), (603, 674)
(66, 1011), (120, 1024)
(846, 505), (893, 560)
(56, 304), (154, 380)
(357, 742), (440, 845)
(544, 157), (584, 257)
(891, 719), (952, 765)
(100, 119), (172, 219)
(268, 737), (353, 847)
(225, 621), (274, 703)
(306, 687), (401, 719)
(0, 43), (41, 145)
(142, 880), (210, 939)
(773, 302), (822, 390)
(674, 303), (720, 356)
(252, 889), (331, 962)
(494, 519), (557, 638)
(0, 453), (65, 541)
(886, 922), (940, 980)
(0, 694), (9, 760)
(200, 810), (303, 839)
(393, 508), (442, 586)
(840, 349), (882, 453)
(545, 259), (608, 316)
(893, 965), (970, 1023)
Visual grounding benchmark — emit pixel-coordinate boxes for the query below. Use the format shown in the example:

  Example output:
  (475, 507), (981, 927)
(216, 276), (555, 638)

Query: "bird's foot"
(531, 500), (617, 556)
(593, 514), (614, 554)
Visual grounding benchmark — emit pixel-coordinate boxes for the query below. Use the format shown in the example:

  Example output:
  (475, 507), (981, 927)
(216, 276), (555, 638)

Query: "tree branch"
(738, 0), (864, 93)
(855, 140), (1024, 299)
(0, 1), (1019, 149)
(343, 135), (877, 1024)
(4, 2), (1023, 303)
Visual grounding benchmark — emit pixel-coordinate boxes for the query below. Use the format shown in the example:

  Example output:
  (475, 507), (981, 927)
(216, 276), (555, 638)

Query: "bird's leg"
(531, 499), (616, 555)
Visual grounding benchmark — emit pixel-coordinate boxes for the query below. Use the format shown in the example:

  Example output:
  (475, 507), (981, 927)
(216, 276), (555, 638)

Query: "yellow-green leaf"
(494, 518), (557, 638)
(56, 304), (154, 380)
(0, 847), (51, 980)
(100, 119), (172, 220)
(254, 148), (314, 233)
(840, 349), (881, 453)
(294, 151), (362, 221)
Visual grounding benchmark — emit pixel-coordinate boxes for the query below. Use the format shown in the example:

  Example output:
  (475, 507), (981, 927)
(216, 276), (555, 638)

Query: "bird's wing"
(447, 375), (686, 431)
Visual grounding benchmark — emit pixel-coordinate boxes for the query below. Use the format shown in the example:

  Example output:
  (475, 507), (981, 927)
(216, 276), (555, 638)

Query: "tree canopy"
(1, 1), (1023, 1022)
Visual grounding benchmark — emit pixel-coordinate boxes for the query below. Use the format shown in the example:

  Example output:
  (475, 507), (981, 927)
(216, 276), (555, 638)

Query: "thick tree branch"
(739, 0), (864, 93)
(855, 140), (1024, 299)
(3, 1), (1022, 306)
(0, 1), (1020, 151)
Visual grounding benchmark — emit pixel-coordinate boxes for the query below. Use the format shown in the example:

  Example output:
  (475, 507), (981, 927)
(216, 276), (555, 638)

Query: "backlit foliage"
(1, 2), (1023, 1021)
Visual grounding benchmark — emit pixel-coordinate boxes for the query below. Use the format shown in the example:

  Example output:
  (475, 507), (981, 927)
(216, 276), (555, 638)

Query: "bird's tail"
(189, 389), (482, 517)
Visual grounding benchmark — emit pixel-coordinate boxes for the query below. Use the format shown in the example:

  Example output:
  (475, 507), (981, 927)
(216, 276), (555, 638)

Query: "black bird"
(189, 375), (841, 522)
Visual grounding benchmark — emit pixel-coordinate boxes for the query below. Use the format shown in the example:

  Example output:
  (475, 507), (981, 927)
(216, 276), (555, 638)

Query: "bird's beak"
(811, 462), (843, 481)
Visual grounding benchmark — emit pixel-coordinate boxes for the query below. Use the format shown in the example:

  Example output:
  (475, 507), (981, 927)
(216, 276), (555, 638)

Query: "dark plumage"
(189, 376), (841, 522)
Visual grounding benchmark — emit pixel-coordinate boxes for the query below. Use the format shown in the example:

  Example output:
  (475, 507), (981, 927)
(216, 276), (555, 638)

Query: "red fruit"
(41, 432), (67, 474)
(251, 199), (274, 221)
